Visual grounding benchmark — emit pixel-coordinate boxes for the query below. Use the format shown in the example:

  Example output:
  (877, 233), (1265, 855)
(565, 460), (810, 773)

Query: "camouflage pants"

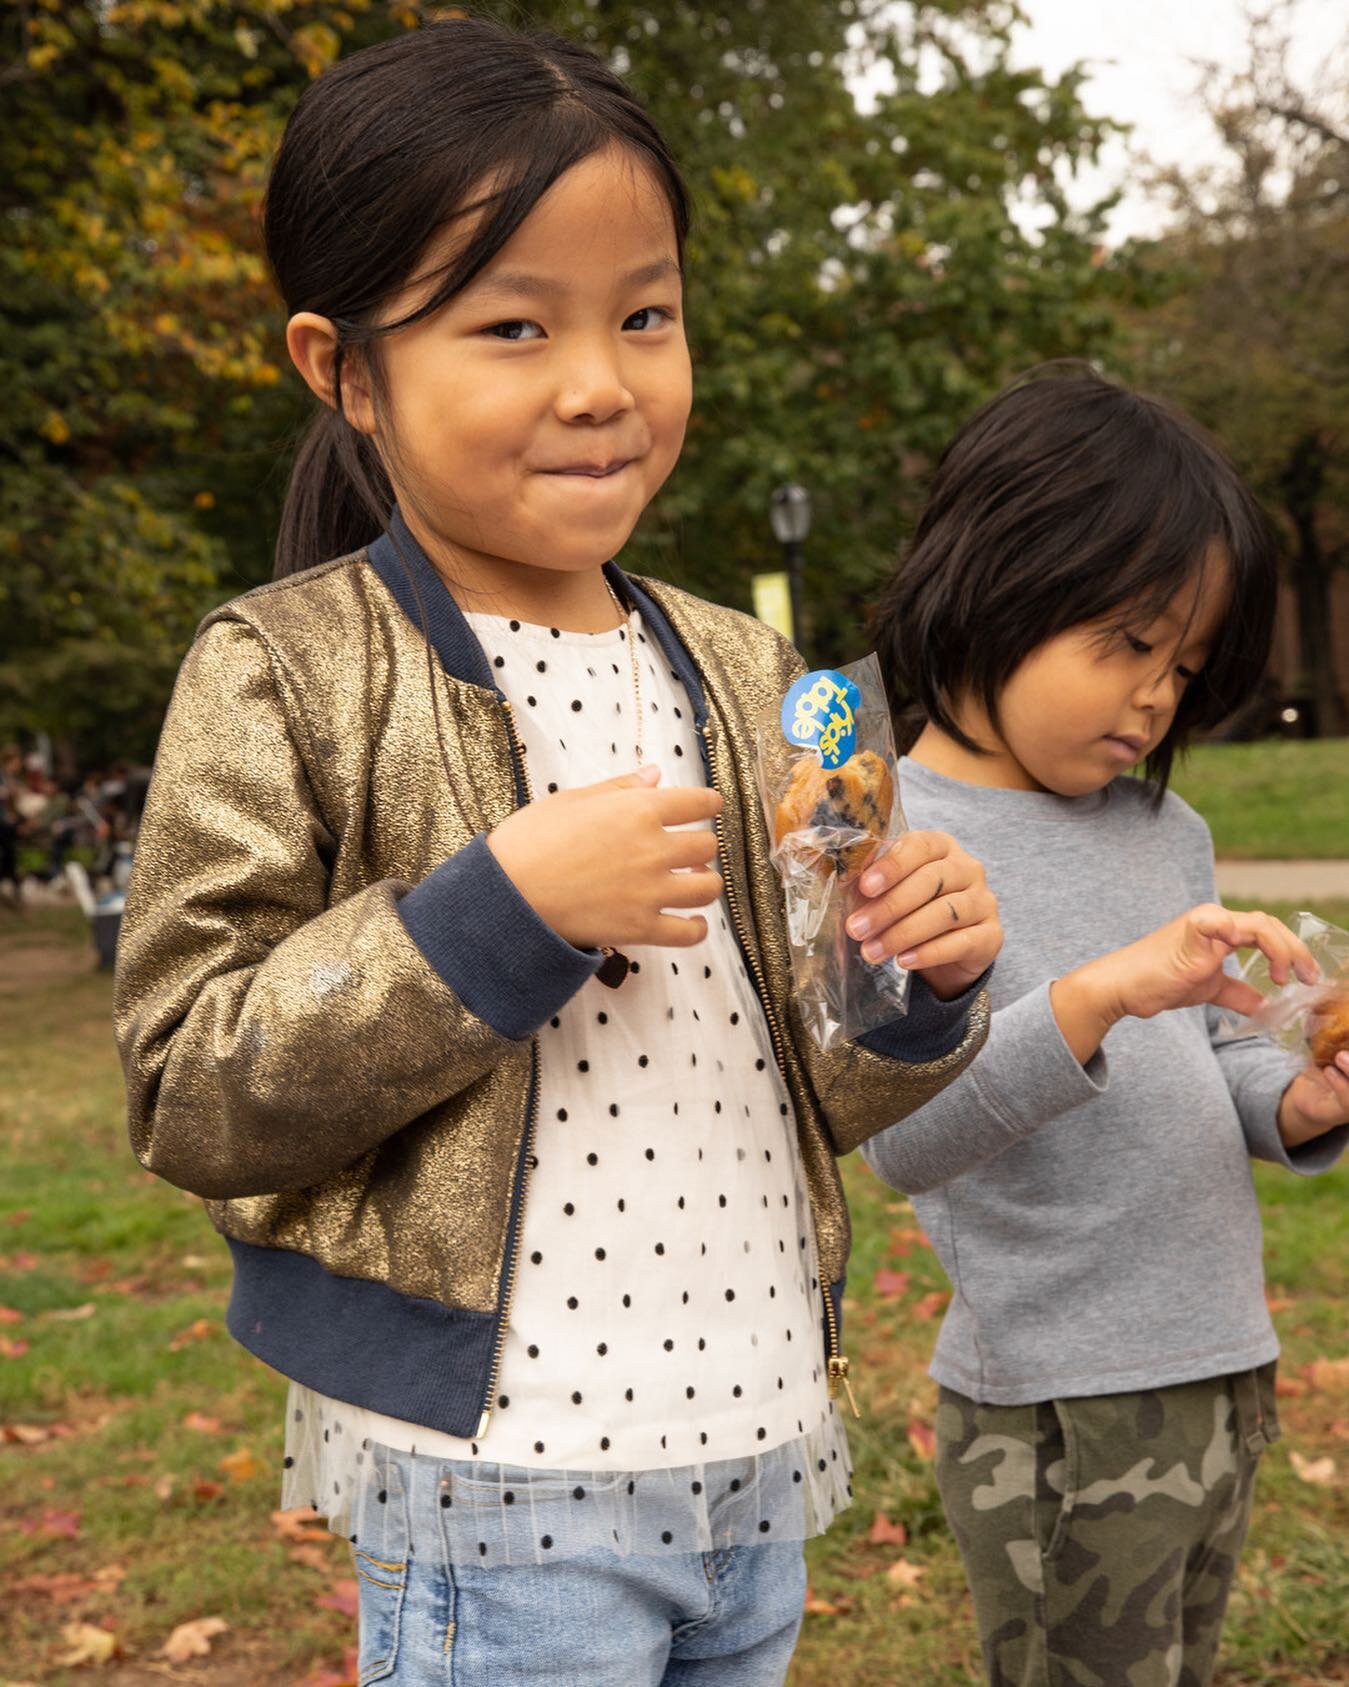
(935, 1366), (1279, 1687)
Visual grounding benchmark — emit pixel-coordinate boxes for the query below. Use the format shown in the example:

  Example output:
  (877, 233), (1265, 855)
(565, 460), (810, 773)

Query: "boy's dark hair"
(265, 18), (690, 579)
(870, 362), (1278, 793)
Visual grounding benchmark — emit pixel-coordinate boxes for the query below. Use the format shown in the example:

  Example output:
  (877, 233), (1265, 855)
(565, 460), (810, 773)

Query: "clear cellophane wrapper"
(756, 654), (909, 1051)
(1211, 910), (1349, 1068)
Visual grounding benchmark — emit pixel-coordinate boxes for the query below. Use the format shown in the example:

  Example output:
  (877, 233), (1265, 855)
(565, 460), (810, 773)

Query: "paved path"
(1215, 860), (1349, 901)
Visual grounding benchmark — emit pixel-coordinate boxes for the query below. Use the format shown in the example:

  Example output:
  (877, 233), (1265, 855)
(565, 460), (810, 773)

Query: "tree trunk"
(1280, 433), (1346, 737)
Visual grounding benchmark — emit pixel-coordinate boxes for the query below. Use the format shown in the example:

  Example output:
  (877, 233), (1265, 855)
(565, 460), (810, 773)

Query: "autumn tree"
(1124, 4), (1349, 734)
(2, 0), (1124, 759)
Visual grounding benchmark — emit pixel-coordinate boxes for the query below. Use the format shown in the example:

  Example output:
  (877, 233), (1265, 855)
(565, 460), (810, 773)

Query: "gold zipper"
(700, 721), (860, 1420)
(475, 699), (542, 1440)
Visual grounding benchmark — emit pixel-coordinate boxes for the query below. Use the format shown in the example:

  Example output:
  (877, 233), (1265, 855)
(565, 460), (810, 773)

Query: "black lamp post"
(769, 482), (812, 659)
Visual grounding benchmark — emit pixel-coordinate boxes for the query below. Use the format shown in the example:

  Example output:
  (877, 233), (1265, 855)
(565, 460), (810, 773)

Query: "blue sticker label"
(781, 670), (861, 768)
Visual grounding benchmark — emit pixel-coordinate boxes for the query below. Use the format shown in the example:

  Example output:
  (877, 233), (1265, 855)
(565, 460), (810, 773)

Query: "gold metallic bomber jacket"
(114, 511), (989, 1439)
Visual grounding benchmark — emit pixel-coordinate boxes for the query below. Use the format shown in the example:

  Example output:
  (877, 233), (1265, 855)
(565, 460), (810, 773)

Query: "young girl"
(113, 20), (1001, 1684)
(860, 365), (1349, 1687)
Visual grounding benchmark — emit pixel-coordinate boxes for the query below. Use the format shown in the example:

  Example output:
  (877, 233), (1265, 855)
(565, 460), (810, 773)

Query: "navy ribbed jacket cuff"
(397, 833), (601, 1041)
(858, 966), (991, 1065)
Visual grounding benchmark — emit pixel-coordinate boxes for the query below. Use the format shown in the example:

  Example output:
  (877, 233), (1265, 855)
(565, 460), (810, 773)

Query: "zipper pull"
(475, 1406), (492, 1439)
(828, 1355), (861, 1419)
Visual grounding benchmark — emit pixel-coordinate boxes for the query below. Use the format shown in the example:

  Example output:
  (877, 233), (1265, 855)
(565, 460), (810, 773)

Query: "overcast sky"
(1008, 0), (1347, 240)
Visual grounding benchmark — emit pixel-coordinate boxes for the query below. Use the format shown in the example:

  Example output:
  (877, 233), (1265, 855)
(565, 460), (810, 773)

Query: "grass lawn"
(1172, 741), (1349, 860)
(1, 906), (1347, 1685)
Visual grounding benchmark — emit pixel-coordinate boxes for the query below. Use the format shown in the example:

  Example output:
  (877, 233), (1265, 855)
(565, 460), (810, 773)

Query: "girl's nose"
(554, 349), (636, 426)
(1132, 666), (1184, 714)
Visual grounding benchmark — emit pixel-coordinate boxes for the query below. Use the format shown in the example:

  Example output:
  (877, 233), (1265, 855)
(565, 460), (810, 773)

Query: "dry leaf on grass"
(272, 1505), (330, 1544)
(42, 1303), (97, 1323)
(0, 1306), (23, 1324)
(156, 1616), (228, 1662)
(54, 1622), (120, 1667)
(18, 1507), (81, 1540)
(219, 1446), (262, 1483)
(191, 1479), (225, 1503)
(1288, 1450), (1338, 1487)
(802, 1585), (848, 1617)
(885, 1557), (927, 1588)
(289, 1543), (335, 1572)
(867, 1510), (908, 1547)
(182, 1410), (222, 1434)
(1303, 1356), (1349, 1393)
(906, 1419), (936, 1461)
(0, 1337), (30, 1359)
(315, 1578), (360, 1618)
(872, 1269), (910, 1299)
(301, 1648), (360, 1687)
(3, 1423), (53, 1445)
(1276, 1375), (1309, 1398)
(167, 1318), (216, 1352)
(912, 1291), (950, 1322)
(153, 1472), (177, 1502)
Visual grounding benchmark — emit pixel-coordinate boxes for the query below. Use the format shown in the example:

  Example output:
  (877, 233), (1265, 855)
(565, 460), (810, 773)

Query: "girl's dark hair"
(265, 17), (691, 578)
(870, 362), (1278, 793)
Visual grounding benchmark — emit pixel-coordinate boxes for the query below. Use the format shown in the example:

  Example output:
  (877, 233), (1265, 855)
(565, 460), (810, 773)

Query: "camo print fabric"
(935, 1366), (1279, 1687)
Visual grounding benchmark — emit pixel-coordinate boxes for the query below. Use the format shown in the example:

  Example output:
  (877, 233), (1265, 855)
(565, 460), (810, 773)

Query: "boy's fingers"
(652, 786), (724, 828)
(648, 912), (710, 948)
(659, 869), (723, 910)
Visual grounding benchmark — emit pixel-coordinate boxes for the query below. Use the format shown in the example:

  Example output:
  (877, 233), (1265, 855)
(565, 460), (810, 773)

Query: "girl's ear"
(286, 312), (377, 437)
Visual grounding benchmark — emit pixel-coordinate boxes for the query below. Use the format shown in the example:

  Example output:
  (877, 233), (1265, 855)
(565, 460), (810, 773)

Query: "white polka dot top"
(283, 605), (850, 1559)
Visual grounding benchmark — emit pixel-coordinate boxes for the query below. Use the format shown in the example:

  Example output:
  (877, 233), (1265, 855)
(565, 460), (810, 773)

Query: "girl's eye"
(623, 305), (673, 332)
(1177, 665), (1200, 682)
(1126, 635), (1153, 656)
(486, 320), (544, 342)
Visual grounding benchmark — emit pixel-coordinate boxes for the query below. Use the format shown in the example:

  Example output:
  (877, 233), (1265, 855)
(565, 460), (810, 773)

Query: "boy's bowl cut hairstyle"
(871, 362), (1279, 795)
(265, 17), (691, 580)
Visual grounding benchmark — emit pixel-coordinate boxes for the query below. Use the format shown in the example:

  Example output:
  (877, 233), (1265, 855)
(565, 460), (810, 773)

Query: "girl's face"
(371, 145), (691, 586)
(977, 552), (1231, 796)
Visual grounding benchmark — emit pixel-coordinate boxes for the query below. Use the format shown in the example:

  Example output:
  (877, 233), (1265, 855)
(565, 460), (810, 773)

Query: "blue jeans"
(353, 1464), (808, 1686)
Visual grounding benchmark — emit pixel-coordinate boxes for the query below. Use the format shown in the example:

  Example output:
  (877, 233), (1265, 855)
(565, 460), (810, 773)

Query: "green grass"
(1, 909), (1346, 1684)
(1172, 740), (1349, 860)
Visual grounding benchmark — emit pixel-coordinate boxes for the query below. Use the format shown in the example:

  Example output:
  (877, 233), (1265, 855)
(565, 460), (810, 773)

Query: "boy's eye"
(623, 305), (673, 332)
(486, 320), (544, 342)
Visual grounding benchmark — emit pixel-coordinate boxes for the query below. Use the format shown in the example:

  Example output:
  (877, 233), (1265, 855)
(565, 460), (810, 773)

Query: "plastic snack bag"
(1212, 910), (1349, 1068)
(757, 655), (909, 1051)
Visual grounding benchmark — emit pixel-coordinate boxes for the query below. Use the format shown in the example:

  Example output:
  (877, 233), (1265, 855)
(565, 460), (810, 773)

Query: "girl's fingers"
(1190, 906), (1319, 987)
(886, 926), (989, 976)
(651, 786), (724, 828)
(1208, 974), (1267, 1018)
(848, 858), (971, 940)
(647, 912), (710, 948)
(857, 831), (953, 899)
(665, 828), (720, 870)
(659, 868), (723, 910)
(859, 889), (984, 964)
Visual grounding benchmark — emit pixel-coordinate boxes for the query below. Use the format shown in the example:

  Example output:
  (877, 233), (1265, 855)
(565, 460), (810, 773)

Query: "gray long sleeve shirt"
(861, 759), (1347, 1405)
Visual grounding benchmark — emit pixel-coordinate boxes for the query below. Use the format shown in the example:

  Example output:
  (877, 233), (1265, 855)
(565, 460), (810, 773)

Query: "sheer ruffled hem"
(282, 1385), (852, 1566)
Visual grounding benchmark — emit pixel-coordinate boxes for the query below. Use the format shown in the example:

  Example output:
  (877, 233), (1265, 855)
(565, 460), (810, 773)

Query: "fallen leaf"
(10, 1252), (38, 1271)
(912, 1291), (950, 1322)
(8, 1209), (32, 1225)
(219, 1446), (262, 1484)
(191, 1480), (225, 1503)
(42, 1303), (97, 1324)
(154, 1473), (177, 1502)
(1266, 1292), (1295, 1315)
(0, 1306), (23, 1324)
(872, 1269), (911, 1299)
(54, 1622), (119, 1667)
(867, 1510), (908, 1547)
(885, 1556), (927, 1588)
(802, 1584), (844, 1616)
(906, 1419), (936, 1461)
(10, 1564), (126, 1605)
(183, 1411), (222, 1434)
(0, 1337), (29, 1359)
(3, 1423), (51, 1445)
(168, 1318), (216, 1352)
(1289, 1450), (1337, 1487)
(315, 1577), (360, 1618)
(1304, 1357), (1349, 1394)
(289, 1542), (334, 1572)
(1276, 1376), (1309, 1398)
(1328, 1419), (1349, 1442)
(157, 1616), (228, 1662)
(181, 1254), (209, 1269)
(301, 1650), (359, 1687)
(272, 1506), (329, 1544)
(18, 1507), (81, 1540)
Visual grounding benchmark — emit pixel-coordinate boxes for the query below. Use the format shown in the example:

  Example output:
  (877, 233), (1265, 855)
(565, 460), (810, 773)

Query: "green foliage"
(3, 0), (1126, 756)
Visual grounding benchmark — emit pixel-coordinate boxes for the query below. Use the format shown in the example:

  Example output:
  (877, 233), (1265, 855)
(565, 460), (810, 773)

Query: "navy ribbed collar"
(365, 508), (708, 727)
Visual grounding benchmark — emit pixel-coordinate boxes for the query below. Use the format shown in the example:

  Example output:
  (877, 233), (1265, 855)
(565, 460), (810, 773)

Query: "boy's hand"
(489, 766), (724, 952)
(1052, 904), (1320, 1065)
(846, 831), (1002, 1001)
(1277, 1055), (1349, 1148)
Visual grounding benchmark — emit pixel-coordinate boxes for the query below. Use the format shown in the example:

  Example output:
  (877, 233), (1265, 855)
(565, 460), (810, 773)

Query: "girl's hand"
(1277, 1053), (1349, 1149)
(846, 831), (1003, 1001)
(488, 766), (724, 952)
(1052, 904), (1320, 1065)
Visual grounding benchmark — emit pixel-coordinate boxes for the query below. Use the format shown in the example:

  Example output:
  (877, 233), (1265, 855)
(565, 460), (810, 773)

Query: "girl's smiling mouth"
(540, 457), (638, 478)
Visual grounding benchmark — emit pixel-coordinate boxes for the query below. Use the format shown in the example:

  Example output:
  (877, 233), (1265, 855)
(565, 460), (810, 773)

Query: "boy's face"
(984, 549), (1231, 796)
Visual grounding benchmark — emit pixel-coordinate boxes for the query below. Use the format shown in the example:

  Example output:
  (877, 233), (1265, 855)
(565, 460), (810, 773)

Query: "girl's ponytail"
(274, 407), (392, 580)
(263, 17), (689, 582)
